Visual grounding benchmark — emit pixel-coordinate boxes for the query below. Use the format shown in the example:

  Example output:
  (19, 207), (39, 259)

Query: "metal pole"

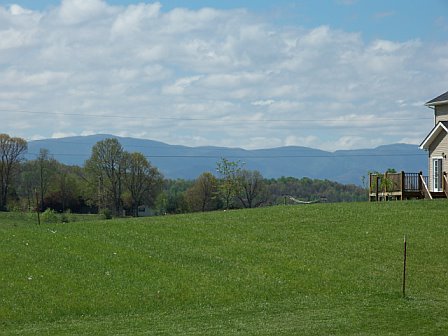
(35, 189), (41, 225)
(402, 235), (407, 297)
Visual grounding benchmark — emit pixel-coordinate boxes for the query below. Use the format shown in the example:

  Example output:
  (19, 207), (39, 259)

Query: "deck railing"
(404, 172), (426, 192)
(369, 171), (428, 200)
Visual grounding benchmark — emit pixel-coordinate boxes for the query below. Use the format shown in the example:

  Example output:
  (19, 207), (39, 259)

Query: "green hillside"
(1, 202), (447, 335)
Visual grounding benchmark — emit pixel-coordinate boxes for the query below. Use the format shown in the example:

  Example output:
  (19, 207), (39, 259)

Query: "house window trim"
(432, 156), (444, 192)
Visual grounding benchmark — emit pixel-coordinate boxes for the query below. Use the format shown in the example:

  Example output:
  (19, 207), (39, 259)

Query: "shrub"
(41, 209), (58, 224)
(99, 208), (112, 220)
(60, 212), (70, 223)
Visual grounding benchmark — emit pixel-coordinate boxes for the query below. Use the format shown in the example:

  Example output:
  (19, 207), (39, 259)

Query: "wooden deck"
(369, 171), (435, 201)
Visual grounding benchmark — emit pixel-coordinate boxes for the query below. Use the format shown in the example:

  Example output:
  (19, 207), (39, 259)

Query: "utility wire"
(1, 108), (432, 123)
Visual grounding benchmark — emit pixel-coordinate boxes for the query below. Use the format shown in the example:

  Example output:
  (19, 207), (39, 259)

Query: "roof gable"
(420, 121), (448, 150)
(426, 91), (448, 106)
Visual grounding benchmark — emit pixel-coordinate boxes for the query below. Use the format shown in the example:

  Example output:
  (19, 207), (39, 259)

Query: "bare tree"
(237, 170), (267, 208)
(0, 134), (27, 211)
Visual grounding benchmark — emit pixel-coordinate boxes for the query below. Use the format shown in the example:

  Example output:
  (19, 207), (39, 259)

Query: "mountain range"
(27, 134), (427, 186)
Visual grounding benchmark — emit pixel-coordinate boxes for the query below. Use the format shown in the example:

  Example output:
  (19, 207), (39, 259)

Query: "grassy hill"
(1, 202), (447, 335)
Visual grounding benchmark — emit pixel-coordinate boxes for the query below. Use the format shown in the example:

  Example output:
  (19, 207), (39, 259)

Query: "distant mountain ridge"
(27, 134), (426, 186)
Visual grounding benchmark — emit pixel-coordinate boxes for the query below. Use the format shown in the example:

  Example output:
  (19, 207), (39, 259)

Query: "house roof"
(420, 121), (448, 150)
(426, 91), (448, 106)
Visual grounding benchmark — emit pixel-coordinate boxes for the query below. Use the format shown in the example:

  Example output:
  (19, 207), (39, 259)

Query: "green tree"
(45, 163), (84, 212)
(159, 179), (193, 214)
(216, 158), (244, 210)
(85, 138), (126, 216)
(0, 134), (27, 211)
(166, 192), (189, 214)
(123, 152), (163, 216)
(154, 192), (168, 215)
(36, 148), (57, 211)
(18, 161), (39, 211)
(186, 172), (219, 212)
(265, 176), (367, 203)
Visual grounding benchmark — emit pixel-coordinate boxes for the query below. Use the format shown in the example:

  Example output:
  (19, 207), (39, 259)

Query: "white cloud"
(28, 134), (46, 141)
(285, 135), (320, 147)
(398, 137), (423, 145)
(57, 0), (111, 25)
(80, 130), (97, 136)
(9, 5), (30, 15)
(111, 2), (161, 36)
(245, 137), (283, 149)
(0, 1), (444, 151)
(162, 75), (203, 95)
(320, 136), (386, 152)
(51, 131), (77, 138)
(252, 100), (275, 106)
(0, 29), (33, 49)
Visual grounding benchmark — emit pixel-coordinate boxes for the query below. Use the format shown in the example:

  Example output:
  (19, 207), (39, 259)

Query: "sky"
(0, 0), (447, 151)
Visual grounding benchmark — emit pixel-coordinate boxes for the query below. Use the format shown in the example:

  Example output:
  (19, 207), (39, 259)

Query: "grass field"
(1, 201), (447, 335)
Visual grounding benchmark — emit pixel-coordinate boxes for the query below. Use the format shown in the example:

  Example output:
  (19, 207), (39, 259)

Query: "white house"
(420, 90), (448, 194)
(137, 205), (154, 217)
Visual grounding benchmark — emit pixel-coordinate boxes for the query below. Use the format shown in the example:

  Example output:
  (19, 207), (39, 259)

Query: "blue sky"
(0, 0), (447, 150)
(1, 0), (446, 41)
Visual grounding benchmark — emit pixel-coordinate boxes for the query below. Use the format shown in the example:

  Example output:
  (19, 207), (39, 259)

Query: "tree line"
(0, 133), (367, 216)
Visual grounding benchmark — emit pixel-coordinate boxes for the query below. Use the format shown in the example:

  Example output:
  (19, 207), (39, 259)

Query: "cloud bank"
(0, 0), (447, 150)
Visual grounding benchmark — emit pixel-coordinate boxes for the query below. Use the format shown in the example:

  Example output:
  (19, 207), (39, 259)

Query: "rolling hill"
(27, 134), (426, 185)
(1, 202), (447, 335)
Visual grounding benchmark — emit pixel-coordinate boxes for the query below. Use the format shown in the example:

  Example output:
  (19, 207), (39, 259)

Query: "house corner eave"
(425, 100), (448, 107)
(419, 122), (448, 150)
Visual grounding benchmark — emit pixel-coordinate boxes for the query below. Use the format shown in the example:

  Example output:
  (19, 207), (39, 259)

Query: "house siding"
(435, 105), (448, 123)
(428, 130), (448, 191)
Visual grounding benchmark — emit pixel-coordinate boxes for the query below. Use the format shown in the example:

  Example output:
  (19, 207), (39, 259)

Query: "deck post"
(443, 172), (448, 198)
(443, 172), (446, 193)
(400, 171), (405, 200)
(418, 171), (423, 198)
(376, 176), (380, 201)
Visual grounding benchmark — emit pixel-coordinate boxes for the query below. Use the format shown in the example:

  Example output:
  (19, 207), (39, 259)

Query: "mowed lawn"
(0, 201), (447, 335)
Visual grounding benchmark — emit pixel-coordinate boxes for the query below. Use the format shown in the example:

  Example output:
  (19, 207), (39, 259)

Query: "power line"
(1, 108), (433, 123)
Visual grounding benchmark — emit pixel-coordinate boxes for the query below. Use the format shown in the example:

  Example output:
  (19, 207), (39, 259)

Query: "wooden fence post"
(402, 235), (407, 298)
